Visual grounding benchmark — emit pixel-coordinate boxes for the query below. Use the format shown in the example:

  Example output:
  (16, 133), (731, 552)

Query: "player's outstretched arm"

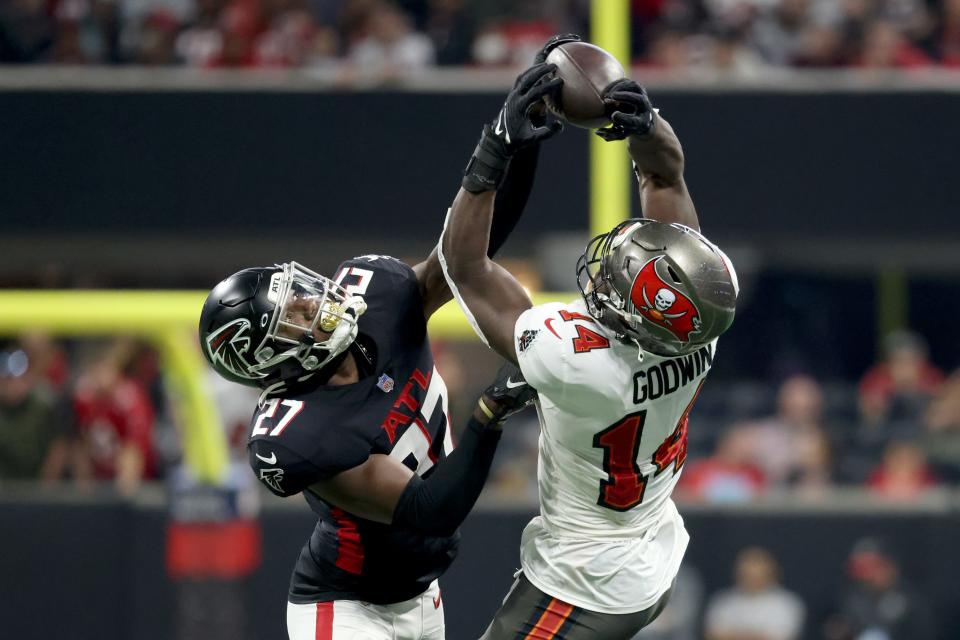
(439, 63), (564, 363)
(596, 80), (700, 231)
(310, 365), (534, 536)
(412, 141), (543, 320)
(414, 36), (576, 322)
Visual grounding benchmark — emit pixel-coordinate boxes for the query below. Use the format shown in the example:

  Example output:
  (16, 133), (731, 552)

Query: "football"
(544, 41), (626, 129)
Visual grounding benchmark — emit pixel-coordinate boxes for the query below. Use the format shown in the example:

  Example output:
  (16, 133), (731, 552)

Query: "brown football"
(544, 42), (626, 129)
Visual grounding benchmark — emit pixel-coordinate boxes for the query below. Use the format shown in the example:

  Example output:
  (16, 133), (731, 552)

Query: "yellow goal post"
(590, 0), (632, 238)
(0, 291), (575, 482)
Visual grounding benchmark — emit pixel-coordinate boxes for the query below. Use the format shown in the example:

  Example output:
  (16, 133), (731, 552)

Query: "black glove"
(533, 33), (581, 64)
(527, 34), (580, 128)
(462, 64), (564, 193)
(477, 363), (536, 424)
(494, 63), (565, 152)
(595, 78), (656, 142)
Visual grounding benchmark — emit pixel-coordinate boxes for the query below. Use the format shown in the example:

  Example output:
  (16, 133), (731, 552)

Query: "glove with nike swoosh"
(475, 363), (536, 427)
(462, 63), (564, 193)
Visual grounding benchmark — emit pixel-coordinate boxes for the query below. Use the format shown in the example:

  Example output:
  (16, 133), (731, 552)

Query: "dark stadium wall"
(3, 499), (958, 640)
(0, 90), (957, 244)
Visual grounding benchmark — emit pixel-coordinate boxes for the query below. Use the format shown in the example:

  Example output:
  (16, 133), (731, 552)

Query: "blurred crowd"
(0, 334), (259, 496)
(2, 0), (960, 71)
(631, 538), (934, 640)
(3, 325), (960, 501)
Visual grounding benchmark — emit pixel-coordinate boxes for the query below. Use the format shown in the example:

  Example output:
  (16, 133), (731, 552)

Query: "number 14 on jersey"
(593, 381), (703, 511)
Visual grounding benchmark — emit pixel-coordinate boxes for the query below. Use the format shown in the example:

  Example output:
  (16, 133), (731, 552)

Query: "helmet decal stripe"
(629, 257), (702, 342)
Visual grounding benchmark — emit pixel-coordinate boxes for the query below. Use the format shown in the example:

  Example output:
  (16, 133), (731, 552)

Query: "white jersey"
(513, 298), (717, 614)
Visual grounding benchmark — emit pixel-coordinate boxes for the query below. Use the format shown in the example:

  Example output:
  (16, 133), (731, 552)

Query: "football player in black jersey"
(197, 67), (563, 639)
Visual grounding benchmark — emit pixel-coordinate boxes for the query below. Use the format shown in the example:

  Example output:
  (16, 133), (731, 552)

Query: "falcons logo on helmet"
(630, 257), (702, 342)
(205, 319), (264, 380)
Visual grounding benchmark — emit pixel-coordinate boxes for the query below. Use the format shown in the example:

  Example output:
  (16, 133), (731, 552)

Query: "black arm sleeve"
(488, 142), (541, 258)
(391, 416), (502, 536)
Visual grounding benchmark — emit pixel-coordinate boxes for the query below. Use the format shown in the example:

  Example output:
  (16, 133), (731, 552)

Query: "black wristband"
(462, 125), (512, 193)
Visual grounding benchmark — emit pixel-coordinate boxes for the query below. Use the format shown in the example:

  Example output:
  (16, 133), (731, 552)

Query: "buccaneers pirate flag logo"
(630, 257), (702, 342)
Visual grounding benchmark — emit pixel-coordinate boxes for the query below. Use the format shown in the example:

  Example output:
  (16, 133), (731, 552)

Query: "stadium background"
(2, 0), (960, 638)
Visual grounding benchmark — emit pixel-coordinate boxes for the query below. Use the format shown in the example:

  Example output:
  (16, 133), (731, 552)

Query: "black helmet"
(577, 219), (738, 356)
(198, 261), (367, 391)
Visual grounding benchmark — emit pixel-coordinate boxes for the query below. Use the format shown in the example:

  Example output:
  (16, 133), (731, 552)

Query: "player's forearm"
(417, 143), (538, 318)
(442, 188), (497, 282)
(441, 187), (534, 361)
(488, 143), (540, 258)
(455, 62), (560, 260)
(392, 413), (502, 536)
(628, 113), (684, 187)
(628, 113), (699, 230)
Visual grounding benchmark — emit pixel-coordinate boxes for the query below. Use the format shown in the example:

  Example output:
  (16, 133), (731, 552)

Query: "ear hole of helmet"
(666, 264), (682, 284)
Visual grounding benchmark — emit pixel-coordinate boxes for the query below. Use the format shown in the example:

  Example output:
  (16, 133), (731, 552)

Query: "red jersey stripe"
(329, 507), (365, 574)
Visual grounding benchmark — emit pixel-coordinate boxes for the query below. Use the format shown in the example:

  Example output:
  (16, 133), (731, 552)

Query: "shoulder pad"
(515, 302), (619, 403)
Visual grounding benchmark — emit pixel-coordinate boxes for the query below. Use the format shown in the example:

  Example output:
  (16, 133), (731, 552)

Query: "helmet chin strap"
(592, 297), (645, 363)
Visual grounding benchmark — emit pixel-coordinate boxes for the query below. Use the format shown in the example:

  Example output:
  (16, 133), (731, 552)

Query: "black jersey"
(246, 255), (457, 605)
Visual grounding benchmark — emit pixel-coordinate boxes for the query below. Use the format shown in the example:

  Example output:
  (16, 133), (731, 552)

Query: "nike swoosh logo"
(256, 452), (277, 465)
(494, 110), (511, 145)
(544, 317), (561, 339)
(505, 378), (525, 389)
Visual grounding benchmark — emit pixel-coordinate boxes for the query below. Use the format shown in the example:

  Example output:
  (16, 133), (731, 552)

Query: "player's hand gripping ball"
(489, 63), (565, 153)
(595, 78), (656, 141)
(534, 33), (582, 64)
(542, 39), (627, 129)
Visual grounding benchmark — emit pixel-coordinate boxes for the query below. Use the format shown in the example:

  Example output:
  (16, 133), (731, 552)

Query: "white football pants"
(286, 581), (444, 640)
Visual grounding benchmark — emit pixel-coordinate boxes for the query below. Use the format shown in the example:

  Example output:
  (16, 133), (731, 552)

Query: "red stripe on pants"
(315, 602), (333, 640)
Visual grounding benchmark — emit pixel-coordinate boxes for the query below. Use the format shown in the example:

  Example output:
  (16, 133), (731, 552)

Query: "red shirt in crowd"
(678, 459), (767, 502)
(73, 376), (157, 480)
(867, 463), (938, 499)
(859, 363), (944, 403)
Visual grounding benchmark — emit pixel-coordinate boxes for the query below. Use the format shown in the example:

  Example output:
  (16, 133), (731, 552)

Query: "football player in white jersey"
(438, 36), (739, 639)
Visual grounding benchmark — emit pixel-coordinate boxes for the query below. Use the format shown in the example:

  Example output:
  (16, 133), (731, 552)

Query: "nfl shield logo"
(377, 374), (395, 393)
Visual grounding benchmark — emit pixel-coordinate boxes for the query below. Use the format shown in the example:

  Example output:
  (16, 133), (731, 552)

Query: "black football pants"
(479, 571), (673, 640)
